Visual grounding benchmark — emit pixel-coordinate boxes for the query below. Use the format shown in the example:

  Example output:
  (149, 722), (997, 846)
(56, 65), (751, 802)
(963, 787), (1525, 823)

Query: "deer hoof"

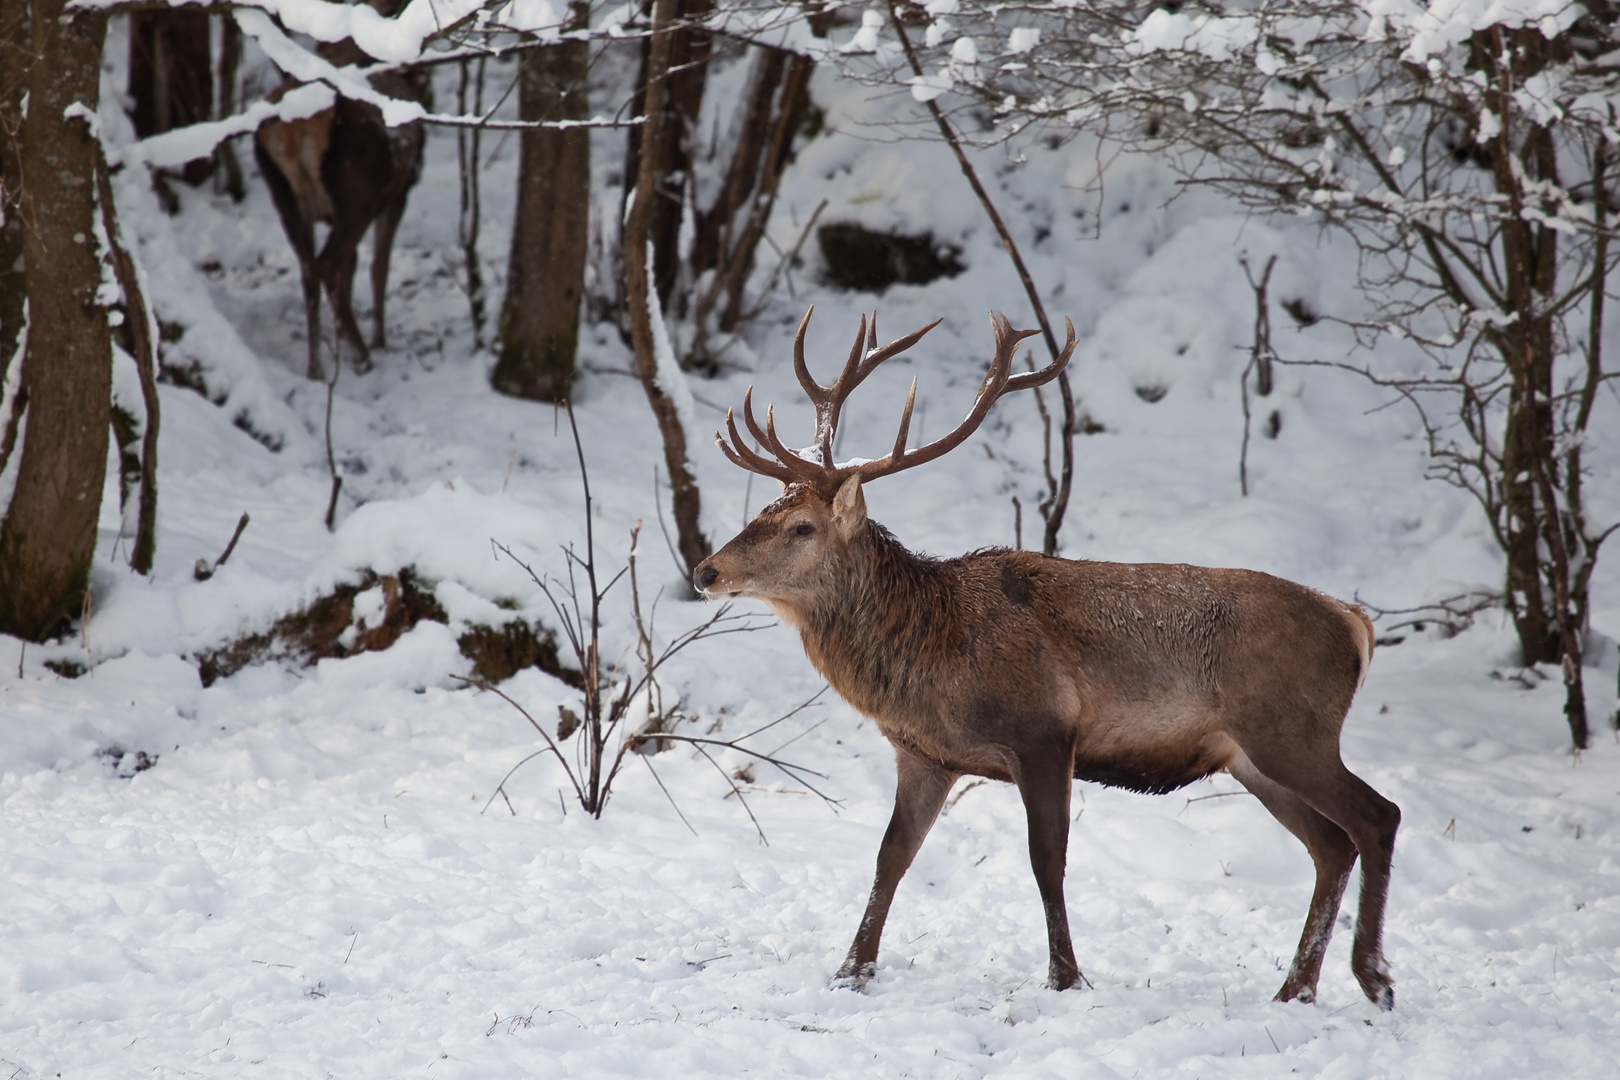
(831, 961), (875, 992)
(1354, 958), (1395, 1011)
(1364, 980), (1394, 1011)
(1047, 964), (1083, 991)
(1273, 983), (1316, 1004)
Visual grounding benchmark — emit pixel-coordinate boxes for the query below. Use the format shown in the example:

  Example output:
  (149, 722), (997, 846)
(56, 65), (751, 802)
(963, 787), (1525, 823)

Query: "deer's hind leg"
(368, 191), (407, 350)
(1228, 751), (1356, 1005)
(316, 226), (372, 375)
(1231, 745), (1400, 1009)
(835, 746), (957, 990)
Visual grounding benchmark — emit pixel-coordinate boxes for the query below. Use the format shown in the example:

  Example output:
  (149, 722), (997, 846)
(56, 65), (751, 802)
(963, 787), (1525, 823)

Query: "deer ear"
(831, 476), (867, 538)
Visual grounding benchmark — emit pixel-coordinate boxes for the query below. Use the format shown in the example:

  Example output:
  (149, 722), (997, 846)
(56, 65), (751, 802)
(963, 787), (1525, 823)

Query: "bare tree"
(829, 4), (1080, 555)
(464, 403), (816, 833)
(493, 3), (592, 401)
(0, 0), (27, 480)
(622, 0), (716, 314)
(457, 55), (489, 350)
(626, 0), (711, 581)
(683, 18), (828, 370)
(0, 0), (112, 640)
(897, 1), (1619, 747)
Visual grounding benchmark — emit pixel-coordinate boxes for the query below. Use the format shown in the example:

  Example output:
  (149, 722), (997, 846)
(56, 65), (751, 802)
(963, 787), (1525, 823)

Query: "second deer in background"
(254, 27), (424, 381)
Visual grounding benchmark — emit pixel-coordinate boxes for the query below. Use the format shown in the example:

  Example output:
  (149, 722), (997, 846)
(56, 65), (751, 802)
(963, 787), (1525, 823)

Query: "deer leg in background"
(835, 747), (958, 989)
(254, 136), (325, 379)
(368, 191), (408, 350)
(299, 261), (324, 380)
(1227, 751), (1356, 1004)
(1240, 743), (1400, 1009)
(1015, 739), (1082, 990)
(317, 223), (371, 374)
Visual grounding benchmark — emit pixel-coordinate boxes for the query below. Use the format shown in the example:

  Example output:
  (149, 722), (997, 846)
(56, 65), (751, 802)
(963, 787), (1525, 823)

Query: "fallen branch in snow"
(193, 512), (251, 582)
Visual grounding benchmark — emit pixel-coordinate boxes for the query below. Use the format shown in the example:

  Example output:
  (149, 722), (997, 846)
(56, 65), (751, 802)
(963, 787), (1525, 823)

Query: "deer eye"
(793, 523), (815, 537)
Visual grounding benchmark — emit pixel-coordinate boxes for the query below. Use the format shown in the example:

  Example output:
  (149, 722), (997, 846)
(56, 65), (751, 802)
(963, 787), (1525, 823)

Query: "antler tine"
(718, 400), (798, 485)
(1004, 315), (1077, 393)
(889, 377), (919, 462)
(764, 403), (827, 483)
(825, 314), (946, 455)
(852, 316), (944, 387)
(850, 312), (1046, 484)
(792, 306), (831, 405)
(739, 385), (774, 451)
(741, 382), (829, 479)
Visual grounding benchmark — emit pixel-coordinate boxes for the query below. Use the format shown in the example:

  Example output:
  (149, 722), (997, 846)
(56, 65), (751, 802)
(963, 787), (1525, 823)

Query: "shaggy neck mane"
(792, 521), (959, 720)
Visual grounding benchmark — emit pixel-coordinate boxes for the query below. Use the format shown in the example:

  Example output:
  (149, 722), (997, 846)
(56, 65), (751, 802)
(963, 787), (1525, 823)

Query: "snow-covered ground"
(3, 19), (1619, 1079)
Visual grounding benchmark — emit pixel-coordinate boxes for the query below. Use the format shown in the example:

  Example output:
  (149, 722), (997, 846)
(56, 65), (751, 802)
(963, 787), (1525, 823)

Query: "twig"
(216, 512), (250, 568)
(653, 465), (686, 580)
(1179, 790), (1251, 815)
(1238, 254), (1277, 497)
(323, 352), (342, 531)
(689, 740), (767, 844)
(642, 754), (699, 837)
(195, 512), (251, 581)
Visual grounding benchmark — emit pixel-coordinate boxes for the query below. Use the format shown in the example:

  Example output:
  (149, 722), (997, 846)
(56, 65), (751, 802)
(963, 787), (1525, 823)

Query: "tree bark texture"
(622, 0), (713, 312)
(1477, 27), (1564, 672)
(213, 15), (246, 201)
(0, 0), (27, 479)
(626, 0), (710, 580)
(128, 9), (214, 185)
(0, 1), (111, 640)
(493, 4), (590, 402)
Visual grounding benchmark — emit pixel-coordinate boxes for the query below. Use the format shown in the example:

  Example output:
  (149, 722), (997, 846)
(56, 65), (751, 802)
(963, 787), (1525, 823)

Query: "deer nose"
(695, 564), (719, 592)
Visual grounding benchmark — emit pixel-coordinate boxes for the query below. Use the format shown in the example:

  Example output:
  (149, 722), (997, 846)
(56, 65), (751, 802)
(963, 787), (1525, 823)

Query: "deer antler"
(716, 308), (1076, 496)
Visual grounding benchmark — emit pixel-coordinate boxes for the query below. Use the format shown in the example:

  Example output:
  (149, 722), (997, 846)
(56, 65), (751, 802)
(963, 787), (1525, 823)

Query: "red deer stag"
(255, 28), (423, 380)
(693, 308), (1401, 1009)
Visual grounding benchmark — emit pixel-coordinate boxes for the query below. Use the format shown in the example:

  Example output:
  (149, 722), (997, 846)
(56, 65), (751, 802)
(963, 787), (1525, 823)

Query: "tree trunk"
(213, 14), (245, 201)
(1497, 322), (1562, 667)
(128, 9), (214, 185)
(492, 4), (590, 402)
(0, 0), (111, 641)
(95, 148), (161, 577)
(684, 42), (818, 355)
(621, 0), (714, 314)
(626, 0), (710, 581)
(457, 56), (488, 350)
(0, 0), (27, 480)
(1482, 28), (1564, 671)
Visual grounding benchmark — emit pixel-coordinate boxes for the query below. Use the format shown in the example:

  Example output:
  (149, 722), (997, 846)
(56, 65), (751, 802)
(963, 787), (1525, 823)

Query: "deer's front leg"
(835, 746), (957, 990)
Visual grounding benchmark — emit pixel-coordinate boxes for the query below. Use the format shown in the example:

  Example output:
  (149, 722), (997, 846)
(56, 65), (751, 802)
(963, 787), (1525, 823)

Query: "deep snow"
(3, 14), (1620, 1079)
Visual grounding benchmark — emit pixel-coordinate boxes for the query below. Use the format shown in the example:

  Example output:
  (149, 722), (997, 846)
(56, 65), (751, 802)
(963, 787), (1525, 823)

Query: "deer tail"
(1342, 603), (1375, 692)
